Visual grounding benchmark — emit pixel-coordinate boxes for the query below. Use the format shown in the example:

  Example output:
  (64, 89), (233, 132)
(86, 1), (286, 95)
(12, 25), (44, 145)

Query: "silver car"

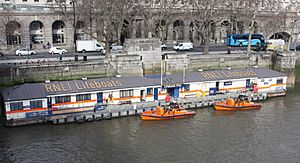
(16, 48), (36, 56)
(110, 45), (123, 53)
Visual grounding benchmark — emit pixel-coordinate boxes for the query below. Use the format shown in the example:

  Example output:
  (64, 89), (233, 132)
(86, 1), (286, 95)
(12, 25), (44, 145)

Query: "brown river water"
(0, 83), (300, 163)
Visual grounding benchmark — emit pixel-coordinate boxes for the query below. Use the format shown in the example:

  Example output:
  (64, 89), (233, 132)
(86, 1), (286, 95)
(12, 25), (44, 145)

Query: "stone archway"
(155, 20), (166, 40)
(173, 20), (184, 42)
(253, 22), (258, 33)
(76, 21), (86, 40)
(189, 22), (195, 42)
(6, 21), (21, 46)
(121, 20), (130, 45)
(52, 20), (65, 44)
(237, 21), (245, 34)
(29, 21), (44, 44)
(136, 21), (142, 38)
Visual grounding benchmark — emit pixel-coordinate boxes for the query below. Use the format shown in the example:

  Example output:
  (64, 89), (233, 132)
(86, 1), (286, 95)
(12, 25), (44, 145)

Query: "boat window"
(30, 100), (43, 108)
(224, 81), (232, 86)
(10, 102), (23, 111)
(182, 84), (190, 91)
(120, 89), (133, 98)
(55, 95), (71, 104)
(276, 78), (283, 84)
(76, 94), (91, 101)
(147, 88), (153, 95)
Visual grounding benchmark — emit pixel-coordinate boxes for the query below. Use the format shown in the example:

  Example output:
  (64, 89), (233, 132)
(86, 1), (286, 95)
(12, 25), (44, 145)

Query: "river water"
(1, 83), (300, 163)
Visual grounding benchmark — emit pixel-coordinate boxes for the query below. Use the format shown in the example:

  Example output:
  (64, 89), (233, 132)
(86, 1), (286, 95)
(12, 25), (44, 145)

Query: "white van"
(76, 40), (104, 53)
(173, 42), (193, 51)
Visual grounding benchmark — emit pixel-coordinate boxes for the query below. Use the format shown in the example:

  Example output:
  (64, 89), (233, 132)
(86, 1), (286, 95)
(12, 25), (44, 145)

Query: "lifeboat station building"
(1, 67), (287, 121)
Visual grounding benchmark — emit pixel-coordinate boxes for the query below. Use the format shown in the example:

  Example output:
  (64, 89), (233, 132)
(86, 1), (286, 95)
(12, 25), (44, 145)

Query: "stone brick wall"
(126, 38), (162, 74)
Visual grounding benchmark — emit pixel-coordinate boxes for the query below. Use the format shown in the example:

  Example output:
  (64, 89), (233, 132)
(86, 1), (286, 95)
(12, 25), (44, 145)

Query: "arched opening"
(155, 20), (166, 41)
(76, 21), (86, 40)
(173, 20), (184, 42)
(270, 32), (291, 42)
(249, 21), (258, 33)
(237, 21), (245, 34)
(29, 21), (44, 44)
(121, 20), (130, 45)
(210, 20), (216, 42)
(52, 20), (65, 44)
(253, 22), (258, 33)
(189, 22), (194, 42)
(6, 21), (21, 46)
(136, 21), (142, 38)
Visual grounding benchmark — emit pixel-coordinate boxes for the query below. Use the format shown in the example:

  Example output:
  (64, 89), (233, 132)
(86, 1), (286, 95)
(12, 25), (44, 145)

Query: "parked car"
(173, 42), (193, 51)
(15, 48), (36, 56)
(290, 45), (300, 51)
(0, 51), (3, 57)
(110, 45), (123, 53)
(161, 43), (167, 50)
(49, 47), (67, 54)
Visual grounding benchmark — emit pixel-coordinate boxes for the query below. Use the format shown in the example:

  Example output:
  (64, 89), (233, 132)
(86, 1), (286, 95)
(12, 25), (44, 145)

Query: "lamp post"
(72, 0), (78, 61)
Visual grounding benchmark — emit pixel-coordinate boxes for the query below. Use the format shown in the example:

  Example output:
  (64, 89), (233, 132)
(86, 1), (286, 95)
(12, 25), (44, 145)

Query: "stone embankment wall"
(276, 52), (297, 88)
(126, 38), (162, 74)
(0, 48), (297, 87)
(163, 52), (272, 74)
(1, 54), (144, 86)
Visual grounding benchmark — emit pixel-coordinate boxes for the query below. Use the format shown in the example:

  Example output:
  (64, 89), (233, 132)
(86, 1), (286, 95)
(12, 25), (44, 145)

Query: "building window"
(224, 81), (232, 86)
(276, 78), (283, 84)
(120, 89), (133, 98)
(55, 96), (71, 104)
(47, 0), (53, 2)
(147, 88), (153, 95)
(34, 0), (39, 2)
(30, 100), (43, 108)
(10, 102), (23, 111)
(23, 0), (28, 2)
(76, 94), (91, 101)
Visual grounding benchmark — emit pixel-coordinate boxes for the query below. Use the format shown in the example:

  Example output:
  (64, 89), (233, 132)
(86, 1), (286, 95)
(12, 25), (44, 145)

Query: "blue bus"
(226, 33), (265, 47)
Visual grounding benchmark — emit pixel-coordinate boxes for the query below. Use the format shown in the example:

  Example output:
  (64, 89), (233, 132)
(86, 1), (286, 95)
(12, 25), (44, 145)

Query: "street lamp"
(71, 0), (78, 61)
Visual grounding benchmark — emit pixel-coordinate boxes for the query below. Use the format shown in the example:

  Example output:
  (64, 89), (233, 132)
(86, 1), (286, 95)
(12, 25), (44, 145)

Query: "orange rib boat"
(214, 98), (262, 111)
(141, 106), (195, 120)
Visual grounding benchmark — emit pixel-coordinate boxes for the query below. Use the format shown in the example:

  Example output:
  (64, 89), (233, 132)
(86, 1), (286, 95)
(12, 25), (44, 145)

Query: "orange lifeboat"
(141, 105), (195, 121)
(214, 96), (261, 111)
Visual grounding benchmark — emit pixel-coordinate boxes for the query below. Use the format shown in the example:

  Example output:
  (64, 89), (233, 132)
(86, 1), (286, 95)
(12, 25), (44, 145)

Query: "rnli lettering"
(60, 84), (69, 91)
(52, 84), (61, 91)
(45, 80), (123, 93)
(94, 81), (102, 88)
(45, 83), (72, 92)
(45, 84), (54, 92)
(75, 83), (84, 90)
(67, 83), (72, 91)
(89, 82), (96, 88)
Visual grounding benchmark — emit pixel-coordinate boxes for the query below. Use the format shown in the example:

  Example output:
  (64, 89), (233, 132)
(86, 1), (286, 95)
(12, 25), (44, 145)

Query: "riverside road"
(0, 44), (249, 64)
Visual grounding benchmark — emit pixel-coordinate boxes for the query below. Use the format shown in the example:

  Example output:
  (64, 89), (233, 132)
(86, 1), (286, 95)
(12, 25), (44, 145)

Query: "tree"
(54, 0), (133, 56)
(92, 0), (133, 54)
(131, 0), (182, 41)
(187, 0), (224, 55)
